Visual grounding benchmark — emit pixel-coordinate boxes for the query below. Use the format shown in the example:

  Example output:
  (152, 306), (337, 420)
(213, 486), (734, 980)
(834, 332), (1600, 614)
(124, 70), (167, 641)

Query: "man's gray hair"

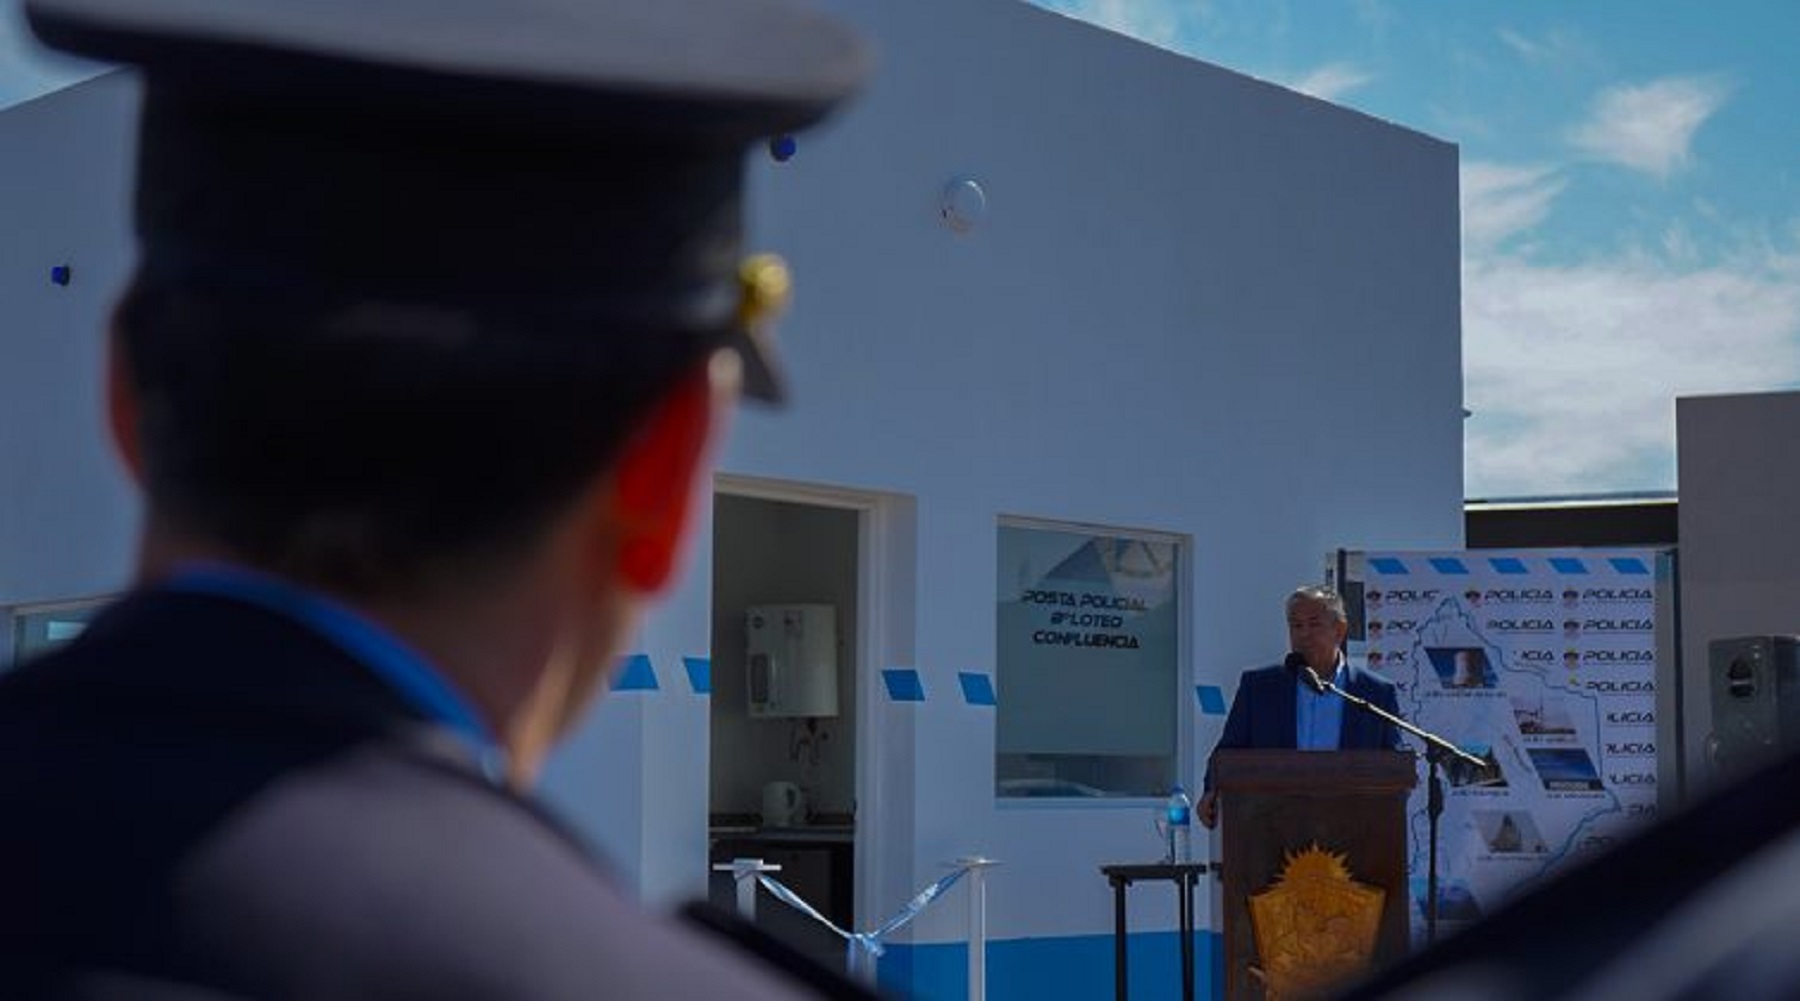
(1286, 585), (1347, 624)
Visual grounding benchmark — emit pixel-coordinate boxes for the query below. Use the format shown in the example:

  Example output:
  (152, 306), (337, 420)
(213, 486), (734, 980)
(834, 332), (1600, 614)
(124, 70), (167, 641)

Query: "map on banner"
(1347, 549), (1664, 941)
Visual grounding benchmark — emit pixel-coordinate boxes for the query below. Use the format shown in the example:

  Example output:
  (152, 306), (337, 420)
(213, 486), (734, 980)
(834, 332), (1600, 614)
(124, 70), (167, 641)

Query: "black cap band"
(28, 0), (868, 405)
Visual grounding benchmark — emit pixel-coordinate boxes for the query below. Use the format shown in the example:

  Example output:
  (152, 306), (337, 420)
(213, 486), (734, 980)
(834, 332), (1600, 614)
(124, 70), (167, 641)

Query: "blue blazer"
(1203, 661), (1407, 791)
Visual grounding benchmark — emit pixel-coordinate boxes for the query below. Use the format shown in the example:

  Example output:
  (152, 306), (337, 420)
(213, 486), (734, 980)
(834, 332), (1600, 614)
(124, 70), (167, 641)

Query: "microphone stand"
(1302, 665), (1483, 945)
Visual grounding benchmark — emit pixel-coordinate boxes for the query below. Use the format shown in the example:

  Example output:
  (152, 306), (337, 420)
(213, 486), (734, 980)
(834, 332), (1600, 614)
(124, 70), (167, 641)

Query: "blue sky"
(1028, 0), (1800, 499)
(4, 1), (1797, 499)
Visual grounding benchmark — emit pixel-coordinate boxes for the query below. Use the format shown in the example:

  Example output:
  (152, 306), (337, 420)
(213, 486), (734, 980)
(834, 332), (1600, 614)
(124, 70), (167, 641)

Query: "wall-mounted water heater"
(746, 604), (838, 718)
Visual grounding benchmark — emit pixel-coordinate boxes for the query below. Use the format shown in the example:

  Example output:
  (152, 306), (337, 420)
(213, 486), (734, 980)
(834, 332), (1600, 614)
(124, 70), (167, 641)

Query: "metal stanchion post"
(712, 858), (782, 921)
(856, 940), (881, 985)
(957, 857), (1001, 1001)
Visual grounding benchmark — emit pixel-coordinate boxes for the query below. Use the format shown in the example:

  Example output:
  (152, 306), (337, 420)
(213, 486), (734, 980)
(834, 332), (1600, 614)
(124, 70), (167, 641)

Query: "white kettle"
(761, 781), (807, 828)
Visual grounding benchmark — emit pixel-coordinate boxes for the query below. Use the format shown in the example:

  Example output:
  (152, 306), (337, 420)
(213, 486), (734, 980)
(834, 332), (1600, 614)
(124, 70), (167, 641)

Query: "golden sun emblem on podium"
(1247, 844), (1386, 1000)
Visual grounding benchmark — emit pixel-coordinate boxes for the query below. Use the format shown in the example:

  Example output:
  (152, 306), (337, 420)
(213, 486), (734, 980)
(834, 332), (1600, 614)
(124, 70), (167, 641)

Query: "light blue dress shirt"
(1295, 656), (1347, 750)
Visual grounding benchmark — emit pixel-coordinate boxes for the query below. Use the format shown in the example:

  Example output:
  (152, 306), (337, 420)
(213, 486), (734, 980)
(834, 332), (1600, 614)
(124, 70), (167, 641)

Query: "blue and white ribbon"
(756, 862), (980, 970)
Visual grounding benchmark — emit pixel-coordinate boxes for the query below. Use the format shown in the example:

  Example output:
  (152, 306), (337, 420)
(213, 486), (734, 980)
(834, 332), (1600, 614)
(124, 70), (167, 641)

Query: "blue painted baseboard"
(878, 931), (1223, 1001)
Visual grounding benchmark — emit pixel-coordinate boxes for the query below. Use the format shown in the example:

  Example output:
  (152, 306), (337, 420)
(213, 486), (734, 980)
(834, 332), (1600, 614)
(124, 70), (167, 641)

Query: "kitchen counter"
(709, 824), (854, 844)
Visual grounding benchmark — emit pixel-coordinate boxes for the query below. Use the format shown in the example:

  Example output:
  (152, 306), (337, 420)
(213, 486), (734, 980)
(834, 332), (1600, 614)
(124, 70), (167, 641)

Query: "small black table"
(1100, 862), (1213, 1001)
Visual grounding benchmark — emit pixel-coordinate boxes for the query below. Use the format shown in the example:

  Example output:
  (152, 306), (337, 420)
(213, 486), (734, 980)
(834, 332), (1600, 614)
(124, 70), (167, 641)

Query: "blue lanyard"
(160, 563), (507, 783)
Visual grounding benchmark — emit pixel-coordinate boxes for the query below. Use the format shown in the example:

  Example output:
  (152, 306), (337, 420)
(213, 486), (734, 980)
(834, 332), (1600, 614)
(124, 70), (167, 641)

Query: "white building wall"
(0, 73), (139, 606)
(720, 0), (1463, 960)
(1, 0), (1463, 995)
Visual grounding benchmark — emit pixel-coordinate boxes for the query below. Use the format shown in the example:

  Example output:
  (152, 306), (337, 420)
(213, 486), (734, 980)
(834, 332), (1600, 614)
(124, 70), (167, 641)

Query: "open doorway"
(707, 486), (863, 969)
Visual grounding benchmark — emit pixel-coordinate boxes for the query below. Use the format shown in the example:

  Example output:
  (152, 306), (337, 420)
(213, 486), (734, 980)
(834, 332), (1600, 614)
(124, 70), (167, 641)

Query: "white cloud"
(1428, 104), (1498, 144)
(1287, 61), (1374, 102)
(1497, 28), (1547, 62)
(1660, 222), (1698, 263)
(1460, 163), (1800, 497)
(1353, 0), (1396, 37)
(1464, 250), (1800, 496)
(1497, 27), (1592, 67)
(1050, 0), (1190, 51)
(1461, 162), (1565, 252)
(1566, 76), (1731, 180)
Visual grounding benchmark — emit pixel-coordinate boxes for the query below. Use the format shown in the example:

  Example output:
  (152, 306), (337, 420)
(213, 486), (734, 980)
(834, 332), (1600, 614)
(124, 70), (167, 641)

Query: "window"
(996, 520), (1183, 798)
(4, 599), (110, 672)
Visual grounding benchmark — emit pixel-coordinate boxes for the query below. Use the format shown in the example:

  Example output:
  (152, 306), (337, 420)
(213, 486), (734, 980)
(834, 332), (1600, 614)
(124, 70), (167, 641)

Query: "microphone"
(1286, 651), (1328, 694)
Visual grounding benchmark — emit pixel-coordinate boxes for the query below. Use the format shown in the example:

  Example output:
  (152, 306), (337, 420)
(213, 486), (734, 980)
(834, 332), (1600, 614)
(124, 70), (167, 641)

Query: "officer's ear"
(105, 327), (147, 486)
(606, 352), (739, 594)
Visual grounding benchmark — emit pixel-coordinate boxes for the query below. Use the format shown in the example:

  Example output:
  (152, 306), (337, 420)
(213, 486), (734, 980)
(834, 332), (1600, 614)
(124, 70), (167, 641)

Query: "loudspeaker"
(1708, 635), (1800, 779)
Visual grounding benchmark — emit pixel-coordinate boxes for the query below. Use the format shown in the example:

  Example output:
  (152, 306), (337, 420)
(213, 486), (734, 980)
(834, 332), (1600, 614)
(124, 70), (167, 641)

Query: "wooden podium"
(1213, 750), (1416, 1000)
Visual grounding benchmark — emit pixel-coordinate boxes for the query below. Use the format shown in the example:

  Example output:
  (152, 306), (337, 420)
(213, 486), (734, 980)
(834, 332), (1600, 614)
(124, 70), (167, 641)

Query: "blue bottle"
(1166, 785), (1194, 863)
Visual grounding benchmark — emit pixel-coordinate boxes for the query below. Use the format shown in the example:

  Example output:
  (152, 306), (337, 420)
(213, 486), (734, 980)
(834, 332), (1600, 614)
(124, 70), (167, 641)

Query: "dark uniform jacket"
(0, 590), (855, 999)
(1204, 661), (1408, 791)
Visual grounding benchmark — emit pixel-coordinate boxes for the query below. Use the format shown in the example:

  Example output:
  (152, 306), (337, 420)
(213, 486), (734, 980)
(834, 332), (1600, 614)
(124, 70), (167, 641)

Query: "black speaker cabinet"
(1708, 635), (1800, 778)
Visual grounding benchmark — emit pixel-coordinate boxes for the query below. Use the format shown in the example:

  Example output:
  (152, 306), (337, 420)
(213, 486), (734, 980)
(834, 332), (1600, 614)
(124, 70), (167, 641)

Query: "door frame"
(713, 473), (909, 933)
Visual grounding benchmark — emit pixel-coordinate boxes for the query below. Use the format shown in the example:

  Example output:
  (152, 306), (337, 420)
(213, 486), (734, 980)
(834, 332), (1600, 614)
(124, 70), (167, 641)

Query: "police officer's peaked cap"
(26, 0), (868, 401)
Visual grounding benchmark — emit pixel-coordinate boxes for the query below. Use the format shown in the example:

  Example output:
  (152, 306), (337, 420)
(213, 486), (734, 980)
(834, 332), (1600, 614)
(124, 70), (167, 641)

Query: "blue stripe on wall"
(611, 653), (658, 691)
(1609, 557), (1650, 575)
(1488, 557), (1529, 575)
(958, 672), (997, 706)
(1195, 684), (1227, 715)
(1368, 557), (1408, 575)
(1550, 557), (1589, 575)
(883, 668), (926, 702)
(880, 931), (1223, 1001)
(683, 656), (711, 695)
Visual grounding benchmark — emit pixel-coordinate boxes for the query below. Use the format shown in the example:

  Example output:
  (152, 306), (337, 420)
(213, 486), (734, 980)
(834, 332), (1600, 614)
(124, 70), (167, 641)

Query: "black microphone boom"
(1280, 649), (1481, 948)
(1285, 651), (1327, 693)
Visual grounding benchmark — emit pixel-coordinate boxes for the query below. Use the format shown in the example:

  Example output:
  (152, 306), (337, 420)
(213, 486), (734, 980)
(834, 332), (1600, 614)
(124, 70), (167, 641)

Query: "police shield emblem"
(1248, 844), (1386, 999)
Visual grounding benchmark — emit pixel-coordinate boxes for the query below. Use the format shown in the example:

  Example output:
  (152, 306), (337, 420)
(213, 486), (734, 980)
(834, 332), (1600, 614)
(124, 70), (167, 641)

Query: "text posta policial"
(1019, 590), (1149, 612)
(1021, 590), (1147, 649)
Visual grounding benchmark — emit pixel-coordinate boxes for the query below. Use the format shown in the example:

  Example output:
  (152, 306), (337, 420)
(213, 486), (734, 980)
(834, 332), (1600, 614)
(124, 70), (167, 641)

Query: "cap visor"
(727, 326), (785, 404)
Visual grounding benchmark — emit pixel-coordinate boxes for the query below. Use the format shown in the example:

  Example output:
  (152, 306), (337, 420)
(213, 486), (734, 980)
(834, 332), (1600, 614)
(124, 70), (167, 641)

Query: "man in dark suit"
(1198, 585), (1405, 828)
(0, 1), (872, 998)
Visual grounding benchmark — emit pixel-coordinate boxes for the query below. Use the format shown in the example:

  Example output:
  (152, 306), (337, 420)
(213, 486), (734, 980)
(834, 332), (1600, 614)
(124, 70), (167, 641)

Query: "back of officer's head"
(28, 0), (863, 597)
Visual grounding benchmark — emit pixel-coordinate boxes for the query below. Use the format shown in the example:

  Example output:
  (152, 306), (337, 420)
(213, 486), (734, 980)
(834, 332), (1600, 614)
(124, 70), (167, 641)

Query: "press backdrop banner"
(1343, 549), (1661, 941)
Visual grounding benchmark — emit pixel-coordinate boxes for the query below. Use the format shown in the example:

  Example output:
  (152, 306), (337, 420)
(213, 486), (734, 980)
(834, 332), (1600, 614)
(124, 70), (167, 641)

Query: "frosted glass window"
(996, 521), (1183, 798)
